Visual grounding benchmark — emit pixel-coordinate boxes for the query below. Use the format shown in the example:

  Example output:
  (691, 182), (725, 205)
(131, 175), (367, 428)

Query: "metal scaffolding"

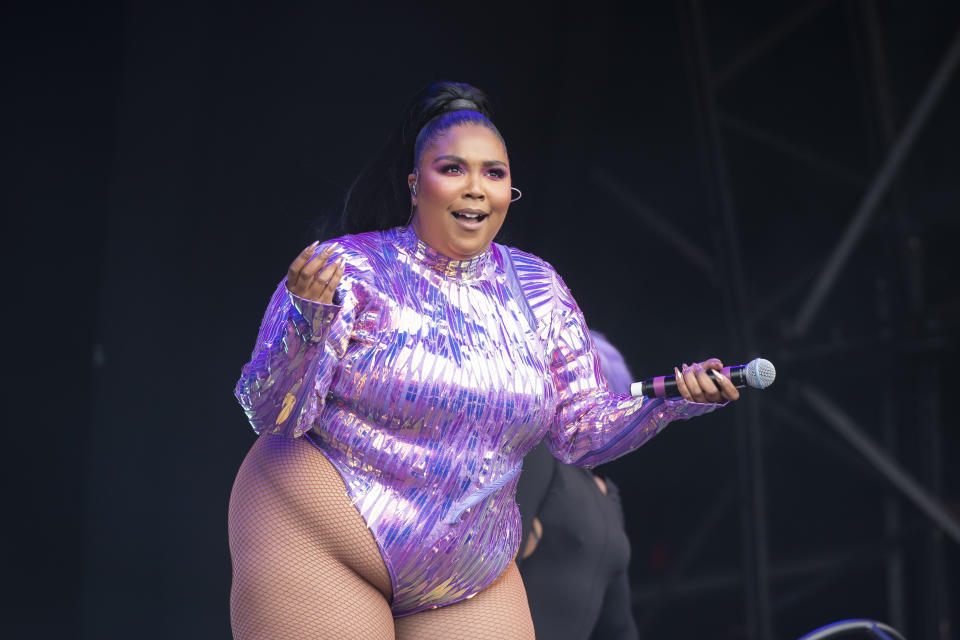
(598, 2), (960, 637)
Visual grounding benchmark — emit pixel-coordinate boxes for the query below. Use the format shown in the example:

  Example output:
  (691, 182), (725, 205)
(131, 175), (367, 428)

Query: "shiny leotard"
(235, 226), (717, 616)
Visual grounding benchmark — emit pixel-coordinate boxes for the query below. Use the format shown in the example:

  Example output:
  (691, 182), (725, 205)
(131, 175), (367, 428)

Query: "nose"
(464, 171), (485, 200)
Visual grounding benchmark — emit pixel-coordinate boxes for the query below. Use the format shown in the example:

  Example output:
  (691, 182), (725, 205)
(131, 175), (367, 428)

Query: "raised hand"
(674, 358), (740, 404)
(285, 242), (345, 305)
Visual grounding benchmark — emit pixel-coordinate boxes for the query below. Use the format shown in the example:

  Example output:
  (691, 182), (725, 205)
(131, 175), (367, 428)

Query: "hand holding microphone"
(629, 358), (776, 403)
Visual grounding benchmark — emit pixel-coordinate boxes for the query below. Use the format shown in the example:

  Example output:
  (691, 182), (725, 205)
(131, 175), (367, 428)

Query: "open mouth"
(451, 210), (490, 222)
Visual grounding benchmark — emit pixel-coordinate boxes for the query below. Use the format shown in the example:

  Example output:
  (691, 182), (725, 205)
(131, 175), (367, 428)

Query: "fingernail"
(713, 370), (728, 383)
(674, 366), (681, 379)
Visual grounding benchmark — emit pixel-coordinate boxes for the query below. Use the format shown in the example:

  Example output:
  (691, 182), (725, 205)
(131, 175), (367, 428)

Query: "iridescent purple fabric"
(235, 226), (719, 616)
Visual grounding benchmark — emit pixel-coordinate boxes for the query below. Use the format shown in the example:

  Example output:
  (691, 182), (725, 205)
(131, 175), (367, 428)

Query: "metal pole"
(880, 394), (905, 631)
(855, 4), (906, 627)
(685, 2), (772, 637)
(792, 24), (960, 336)
(918, 365), (950, 640)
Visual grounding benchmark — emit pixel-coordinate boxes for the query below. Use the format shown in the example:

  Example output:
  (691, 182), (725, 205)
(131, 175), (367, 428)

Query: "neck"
(398, 225), (491, 280)
(410, 219), (487, 261)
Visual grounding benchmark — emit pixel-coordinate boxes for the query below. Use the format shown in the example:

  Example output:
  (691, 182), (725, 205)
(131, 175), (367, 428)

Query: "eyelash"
(439, 164), (507, 180)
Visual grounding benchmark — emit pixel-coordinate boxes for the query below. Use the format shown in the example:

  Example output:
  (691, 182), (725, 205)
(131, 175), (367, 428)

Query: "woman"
(229, 82), (739, 639)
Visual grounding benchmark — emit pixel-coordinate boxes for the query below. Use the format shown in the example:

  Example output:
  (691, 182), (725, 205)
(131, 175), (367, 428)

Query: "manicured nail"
(713, 369), (728, 383)
(674, 366), (681, 380)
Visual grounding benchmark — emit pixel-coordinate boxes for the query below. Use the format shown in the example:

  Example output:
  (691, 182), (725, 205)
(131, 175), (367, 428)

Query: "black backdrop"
(5, 1), (959, 638)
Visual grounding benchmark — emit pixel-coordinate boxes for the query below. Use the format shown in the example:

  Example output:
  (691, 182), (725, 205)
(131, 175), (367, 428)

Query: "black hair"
(332, 82), (502, 236)
(413, 109), (506, 171)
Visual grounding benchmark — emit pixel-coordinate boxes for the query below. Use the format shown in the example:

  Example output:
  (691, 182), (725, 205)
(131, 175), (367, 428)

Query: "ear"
(407, 172), (418, 203)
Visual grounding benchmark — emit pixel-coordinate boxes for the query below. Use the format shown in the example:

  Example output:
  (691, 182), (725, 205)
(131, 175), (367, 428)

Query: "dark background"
(5, 0), (959, 638)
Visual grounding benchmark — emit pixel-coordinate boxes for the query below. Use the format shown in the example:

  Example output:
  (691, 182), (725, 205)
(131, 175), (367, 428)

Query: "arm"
(515, 442), (556, 566)
(544, 271), (721, 468)
(234, 243), (353, 438)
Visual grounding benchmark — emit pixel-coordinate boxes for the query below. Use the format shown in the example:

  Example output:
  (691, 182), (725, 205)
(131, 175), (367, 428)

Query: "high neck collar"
(396, 225), (492, 280)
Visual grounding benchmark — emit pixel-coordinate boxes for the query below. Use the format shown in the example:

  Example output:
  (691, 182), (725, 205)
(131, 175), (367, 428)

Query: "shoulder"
(500, 243), (557, 278)
(310, 230), (396, 304)
(316, 230), (396, 281)
(319, 229), (388, 263)
(498, 243), (572, 308)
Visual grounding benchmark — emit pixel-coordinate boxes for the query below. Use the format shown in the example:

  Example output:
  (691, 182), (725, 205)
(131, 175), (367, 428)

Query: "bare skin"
(676, 358), (740, 404)
(286, 242), (345, 304)
(407, 123), (512, 260)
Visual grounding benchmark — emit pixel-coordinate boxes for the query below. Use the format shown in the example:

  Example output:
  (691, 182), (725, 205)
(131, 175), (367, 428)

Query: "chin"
(453, 235), (496, 257)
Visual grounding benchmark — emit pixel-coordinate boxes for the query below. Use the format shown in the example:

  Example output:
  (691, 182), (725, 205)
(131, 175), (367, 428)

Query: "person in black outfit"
(516, 331), (639, 640)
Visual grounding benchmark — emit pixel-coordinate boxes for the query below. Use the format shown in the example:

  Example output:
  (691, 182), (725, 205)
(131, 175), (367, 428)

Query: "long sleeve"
(234, 247), (356, 438)
(514, 442), (557, 567)
(544, 270), (720, 467)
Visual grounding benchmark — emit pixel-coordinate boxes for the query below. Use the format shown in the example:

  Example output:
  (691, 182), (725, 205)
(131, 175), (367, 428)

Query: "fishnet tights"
(229, 434), (535, 639)
(393, 562), (535, 640)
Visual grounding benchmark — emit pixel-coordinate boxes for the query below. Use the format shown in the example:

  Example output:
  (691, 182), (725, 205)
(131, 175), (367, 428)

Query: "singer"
(228, 82), (741, 639)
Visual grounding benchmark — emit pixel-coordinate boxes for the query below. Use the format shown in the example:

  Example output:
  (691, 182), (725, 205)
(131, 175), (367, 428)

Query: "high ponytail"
(335, 82), (499, 236)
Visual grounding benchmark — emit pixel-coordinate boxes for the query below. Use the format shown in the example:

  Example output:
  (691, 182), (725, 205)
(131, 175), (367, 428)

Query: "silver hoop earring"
(510, 187), (523, 203)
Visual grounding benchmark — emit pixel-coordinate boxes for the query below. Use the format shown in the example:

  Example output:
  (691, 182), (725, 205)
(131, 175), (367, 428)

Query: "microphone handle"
(632, 365), (746, 398)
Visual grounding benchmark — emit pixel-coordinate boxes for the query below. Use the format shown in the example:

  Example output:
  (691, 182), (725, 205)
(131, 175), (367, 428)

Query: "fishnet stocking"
(228, 434), (394, 639)
(229, 434), (535, 639)
(394, 562), (536, 640)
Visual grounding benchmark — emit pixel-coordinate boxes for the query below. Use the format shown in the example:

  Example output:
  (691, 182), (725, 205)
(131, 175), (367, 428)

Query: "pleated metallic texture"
(235, 226), (718, 616)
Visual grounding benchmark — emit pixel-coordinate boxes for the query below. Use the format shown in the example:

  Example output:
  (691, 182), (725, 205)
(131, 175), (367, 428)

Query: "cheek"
(421, 177), (458, 204)
(492, 185), (512, 211)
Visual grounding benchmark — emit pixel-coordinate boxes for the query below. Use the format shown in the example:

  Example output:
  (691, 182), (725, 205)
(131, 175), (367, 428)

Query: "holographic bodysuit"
(235, 226), (718, 616)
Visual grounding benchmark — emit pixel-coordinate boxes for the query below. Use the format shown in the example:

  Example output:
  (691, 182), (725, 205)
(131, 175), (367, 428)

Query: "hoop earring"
(510, 187), (523, 203)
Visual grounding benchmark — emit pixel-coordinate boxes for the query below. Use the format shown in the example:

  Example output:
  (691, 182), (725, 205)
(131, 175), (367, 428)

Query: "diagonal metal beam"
(792, 24), (960, 336)
(800, 384), (960, 546)
(719, 111), (866, 186)
(713, 0), (838, 88)
(762, 400), (876, 477)
(593, 169), (716, 284)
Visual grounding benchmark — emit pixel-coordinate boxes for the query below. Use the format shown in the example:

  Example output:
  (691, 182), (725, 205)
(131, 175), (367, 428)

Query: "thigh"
(394, 562), (535, 640)
(229, 434), (395, 639)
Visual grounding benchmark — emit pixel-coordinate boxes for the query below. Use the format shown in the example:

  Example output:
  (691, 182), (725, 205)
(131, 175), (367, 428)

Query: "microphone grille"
(745, 358), (776, 389)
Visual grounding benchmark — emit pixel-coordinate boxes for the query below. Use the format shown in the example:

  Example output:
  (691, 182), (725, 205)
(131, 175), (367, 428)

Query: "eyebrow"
(431, 154), (508, 168)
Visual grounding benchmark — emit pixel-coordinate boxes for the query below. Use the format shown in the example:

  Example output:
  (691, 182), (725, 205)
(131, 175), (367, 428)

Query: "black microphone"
(630, 358), (776, 398)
